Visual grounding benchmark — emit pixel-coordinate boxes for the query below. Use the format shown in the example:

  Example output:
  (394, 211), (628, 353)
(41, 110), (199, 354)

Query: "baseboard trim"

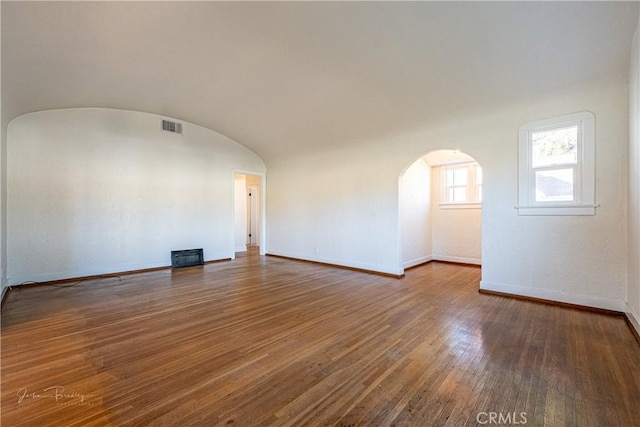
(16, 266), (173, 288)
(431, 259), (482, 268)
(479, 288), (623, 316)
(432, 255), (481, 266)
(266, 253), (404, 279)
(402, 256), (432, 269)
(479, 280), (627, 313)
(625, 306), (640, 345)
(7, 258), (232, 289)
(404, 260), (433, 271)
(404, 260), (483, 271)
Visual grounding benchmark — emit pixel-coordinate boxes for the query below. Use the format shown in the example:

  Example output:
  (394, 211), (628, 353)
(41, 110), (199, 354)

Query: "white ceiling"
(2, 1), (638, 163)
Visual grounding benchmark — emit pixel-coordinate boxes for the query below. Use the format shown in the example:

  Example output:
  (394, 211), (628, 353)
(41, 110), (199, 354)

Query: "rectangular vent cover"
(171, 248), (204, 268)
(162, 119), (183, 134)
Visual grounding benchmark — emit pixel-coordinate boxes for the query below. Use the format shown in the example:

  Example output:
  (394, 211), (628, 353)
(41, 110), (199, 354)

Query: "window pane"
(532, 125), (578, 168)
(453, 168), (467, 186)
(446, 169), (454, 184)
(535, 168), (574, 202)
(452, 187), (466, 202)
(475, 165), (482, 184)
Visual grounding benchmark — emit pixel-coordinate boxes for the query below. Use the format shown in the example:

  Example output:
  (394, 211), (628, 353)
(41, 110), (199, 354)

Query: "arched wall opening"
(399, 149), (482, 271)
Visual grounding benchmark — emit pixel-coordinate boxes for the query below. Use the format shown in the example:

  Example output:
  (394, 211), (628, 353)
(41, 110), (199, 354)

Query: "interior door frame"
(231, 169), (266, 258)
(247, 184), (259, 246)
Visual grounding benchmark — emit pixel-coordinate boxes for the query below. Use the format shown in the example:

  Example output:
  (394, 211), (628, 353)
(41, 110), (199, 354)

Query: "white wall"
(267, 146), (403, 275)
(430, 165), (482, 265)
(399, 158), (432, 268)
(0, 3), (5, 294)
(234, 173), (247, 252)
(267, 81), (629, 310)
(7, 108), (265, 285)
(628, 13), (640, 332)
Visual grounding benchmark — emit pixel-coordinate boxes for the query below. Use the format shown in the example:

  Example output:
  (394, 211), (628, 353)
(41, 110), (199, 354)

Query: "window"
(475, 164), (482, 202)
(441, 162), (482, 208)
(517, 111), (596, 215)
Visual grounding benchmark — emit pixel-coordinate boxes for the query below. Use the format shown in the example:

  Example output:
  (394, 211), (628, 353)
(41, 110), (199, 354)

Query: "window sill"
(439, 203), (482, 210)
(515, 204), (598, 216)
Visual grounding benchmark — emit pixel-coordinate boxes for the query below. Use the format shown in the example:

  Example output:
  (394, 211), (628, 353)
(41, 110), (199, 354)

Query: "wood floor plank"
(2, 254), (639, 426)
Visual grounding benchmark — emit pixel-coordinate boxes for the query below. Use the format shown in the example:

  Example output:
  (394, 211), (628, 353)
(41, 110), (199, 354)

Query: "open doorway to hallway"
(399, 149), (482, 270)
(234, 173), (263, 256)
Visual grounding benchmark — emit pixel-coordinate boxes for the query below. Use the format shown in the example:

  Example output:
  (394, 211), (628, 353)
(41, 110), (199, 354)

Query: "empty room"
(2, 2), (640, 426)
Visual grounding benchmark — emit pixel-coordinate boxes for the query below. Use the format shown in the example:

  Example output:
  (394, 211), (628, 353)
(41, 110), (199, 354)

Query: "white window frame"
(440, 162), (482, 209)
(517, 111), (596, 216)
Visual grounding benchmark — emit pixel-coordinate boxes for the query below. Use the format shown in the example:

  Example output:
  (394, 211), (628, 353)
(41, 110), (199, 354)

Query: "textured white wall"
(0, 5), (5, 293)
(267, 82), (629, 310)
(628, 14), (640, 331)
(267, 148), (403, 275)
(431, 165), (482, 265)
(7, 108), (265, 285)
(234, 174), (247, 252)
(470, 86), (627, 312)
(399, 158), (432, 268)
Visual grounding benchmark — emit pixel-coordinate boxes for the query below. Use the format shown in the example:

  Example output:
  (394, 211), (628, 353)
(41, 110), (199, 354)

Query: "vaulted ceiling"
(2, 1), (638, 162)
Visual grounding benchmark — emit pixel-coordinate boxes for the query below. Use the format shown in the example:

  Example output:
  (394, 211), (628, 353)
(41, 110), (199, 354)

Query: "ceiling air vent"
(162, 119), (183, 134)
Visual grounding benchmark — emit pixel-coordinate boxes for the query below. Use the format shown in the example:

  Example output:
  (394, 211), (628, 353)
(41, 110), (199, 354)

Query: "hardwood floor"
(2, 255), (639, 426)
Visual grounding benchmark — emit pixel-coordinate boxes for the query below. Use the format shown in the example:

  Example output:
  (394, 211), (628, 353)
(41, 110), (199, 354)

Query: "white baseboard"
(267, 250), (404, 276)
(433, 255), (481, 265)
(402, 255), (432, 269)
(626, 304), (640, 337)
(479, 280), (627, 312)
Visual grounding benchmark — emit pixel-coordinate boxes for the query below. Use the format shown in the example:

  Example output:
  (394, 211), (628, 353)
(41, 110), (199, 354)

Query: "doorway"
(233, 172), (264, 256)
(246, 179), (259, 247)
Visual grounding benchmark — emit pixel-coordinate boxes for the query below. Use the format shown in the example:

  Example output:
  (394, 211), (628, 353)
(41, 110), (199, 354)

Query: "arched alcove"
(399, 149), (482, 270)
